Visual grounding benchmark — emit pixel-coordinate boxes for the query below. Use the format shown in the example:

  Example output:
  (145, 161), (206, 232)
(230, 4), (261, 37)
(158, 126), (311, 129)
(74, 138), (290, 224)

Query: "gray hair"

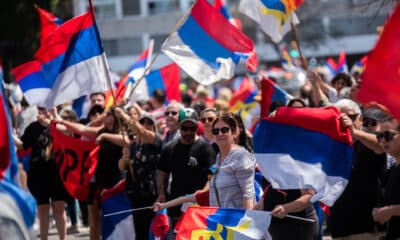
(334, 99), (361, 115)
(167, 100), (183, 110)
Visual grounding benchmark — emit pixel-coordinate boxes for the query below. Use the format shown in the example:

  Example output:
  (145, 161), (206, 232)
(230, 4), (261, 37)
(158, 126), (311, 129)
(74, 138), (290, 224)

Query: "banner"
(50, 123), (98, 201)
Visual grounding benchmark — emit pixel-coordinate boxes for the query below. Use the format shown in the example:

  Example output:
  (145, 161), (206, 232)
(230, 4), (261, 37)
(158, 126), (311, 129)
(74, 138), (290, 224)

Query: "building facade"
(72, 0), (393, 72)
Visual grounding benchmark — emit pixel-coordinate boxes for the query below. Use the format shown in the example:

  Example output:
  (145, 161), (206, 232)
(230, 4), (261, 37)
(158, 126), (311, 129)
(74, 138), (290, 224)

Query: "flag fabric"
(325, 51), (348, 76)
(281, 47), (294, 70)
(229, 76), (260, 129)
(239, 0), (303, 42)
(357, 3), (400, 120)
(336, 51), (348, 73)
(101, 180), (136, 240)
(149, 209), (171, 240)
(12, 10), (109, 108)
(0, 82), (36, 228)
(17, 148), (32, 172)
(50, 123), (98, 201)
(106, 42), (154, 108)
(35, 6), (62, 57)
(260, 75), (291, 118)
(253, 106), (353, 206)
(214, 0), (241, 29)
(138, 63), (181, 103)
(350, 56), (368, 74)
(175, 206), (271, 240)
(162, 0), (257, 86)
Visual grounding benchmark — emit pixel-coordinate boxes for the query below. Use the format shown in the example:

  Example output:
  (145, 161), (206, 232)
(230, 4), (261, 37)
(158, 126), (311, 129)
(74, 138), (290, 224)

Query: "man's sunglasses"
(363, 118), (377, 127)
(376, 131), (398, 142)
(180, 125), (197, 132)
(212, 127), (230, 135)
(200, 117), (215, 124)
(347, 113), (359, 122)
(165, 111), (178, 116)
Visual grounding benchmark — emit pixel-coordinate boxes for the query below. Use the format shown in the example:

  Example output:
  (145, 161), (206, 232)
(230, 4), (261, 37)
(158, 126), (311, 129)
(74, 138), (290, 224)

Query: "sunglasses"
(140, 119), (154, 125)
(61, 115), (74, 120)
(180, 125), (197, 132)
(347, 113), (359, 122)
(376, 131), (398, 142)
(165, 111), (178, 116)
(363, 118), (377, 127)
(200, 117), (215, 124)
(212, 127), (230, 135)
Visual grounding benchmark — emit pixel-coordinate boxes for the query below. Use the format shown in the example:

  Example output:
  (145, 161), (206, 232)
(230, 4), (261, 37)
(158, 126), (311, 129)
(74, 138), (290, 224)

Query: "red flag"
(357, 3), (400, 120)
(34, 7), (62, 58)
(50, 123), (98, 201)
(150, 209), (170, 239)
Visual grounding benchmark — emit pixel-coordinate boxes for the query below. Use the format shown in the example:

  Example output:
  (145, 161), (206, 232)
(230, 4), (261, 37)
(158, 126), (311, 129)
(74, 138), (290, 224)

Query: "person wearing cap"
(115, 107), (162, 240)
(155, 108), (216, 224)
(162, 101), (183, 146)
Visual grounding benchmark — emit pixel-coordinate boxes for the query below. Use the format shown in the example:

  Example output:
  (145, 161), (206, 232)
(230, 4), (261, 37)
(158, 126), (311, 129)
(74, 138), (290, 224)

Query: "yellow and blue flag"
(239, 0), (304, 42)
(175, 206), (271, 240)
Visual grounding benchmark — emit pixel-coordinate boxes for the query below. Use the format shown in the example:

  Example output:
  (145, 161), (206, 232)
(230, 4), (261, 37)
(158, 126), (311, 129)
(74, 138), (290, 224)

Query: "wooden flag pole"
(290, 19), (308, 71)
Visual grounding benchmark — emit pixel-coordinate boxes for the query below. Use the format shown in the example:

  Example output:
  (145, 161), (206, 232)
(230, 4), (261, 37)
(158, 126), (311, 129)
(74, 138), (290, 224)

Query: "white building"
(72, 0), (392, 72)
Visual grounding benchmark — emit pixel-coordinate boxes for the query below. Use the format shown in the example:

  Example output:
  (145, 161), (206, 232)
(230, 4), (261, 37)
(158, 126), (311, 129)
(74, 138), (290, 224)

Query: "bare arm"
(242, 198), (255, 210)
(118, 147), (130, 171)
(155, 170), (169, 203)
(13, 134), (24, 150)
(352, 129), (384, 154)
(57, 119), (101, 139)
(271, 189), (314, 219)
(115, 108), (155, 144)
(97, 132), (130, 147)
(373, 204), (400, 224)
(153, 195), (196, 212)
(308, 71), (331, 107)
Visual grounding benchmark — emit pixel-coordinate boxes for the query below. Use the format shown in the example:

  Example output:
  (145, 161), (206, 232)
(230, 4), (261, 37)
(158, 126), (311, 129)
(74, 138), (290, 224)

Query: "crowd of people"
(4, 65), (400, 240)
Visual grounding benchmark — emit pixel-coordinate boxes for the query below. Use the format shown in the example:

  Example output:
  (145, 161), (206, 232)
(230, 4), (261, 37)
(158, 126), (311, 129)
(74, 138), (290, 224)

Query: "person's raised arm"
(96, 132), (130, 147)
(55, 119), (101, 139)
(308, 70), (331, 107)
(115, 107), (155, 144)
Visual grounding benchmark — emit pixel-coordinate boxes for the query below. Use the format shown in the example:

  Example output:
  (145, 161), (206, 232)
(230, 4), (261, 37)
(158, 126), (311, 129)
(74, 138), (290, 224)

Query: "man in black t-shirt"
(155, 108), (216, 222)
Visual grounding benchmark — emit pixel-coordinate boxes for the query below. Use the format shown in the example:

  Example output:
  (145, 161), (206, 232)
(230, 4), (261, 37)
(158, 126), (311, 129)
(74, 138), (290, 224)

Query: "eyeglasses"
(180, 125), (197, 132)
(363, 118), (377, 127)
(165, 111), (178, 116)
(61, 115), (74, 120)
(376, 131), (398, 142)
(212, 127), (230, 135)
(200, 117), (215, 124)
(140, 119), (154, 125)
(347, 114), (359, 122)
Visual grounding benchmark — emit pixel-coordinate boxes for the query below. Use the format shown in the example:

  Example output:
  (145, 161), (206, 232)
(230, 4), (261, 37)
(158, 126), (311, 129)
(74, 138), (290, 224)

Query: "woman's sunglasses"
(212, 127), (230, 135)
(200, 117), (215, 124)
(376, 131), (398, 142)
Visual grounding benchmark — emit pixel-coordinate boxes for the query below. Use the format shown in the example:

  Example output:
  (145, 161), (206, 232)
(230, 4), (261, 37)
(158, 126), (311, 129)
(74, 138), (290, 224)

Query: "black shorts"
(27, 160), (67, 205)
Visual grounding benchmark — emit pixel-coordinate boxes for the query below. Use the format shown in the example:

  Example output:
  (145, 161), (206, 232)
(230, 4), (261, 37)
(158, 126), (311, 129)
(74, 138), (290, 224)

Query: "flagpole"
(290, 17), (308, 70)
(87, 0), (135, 180)
(103, 206), (153, 217)
(126, 2), (195, 100)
